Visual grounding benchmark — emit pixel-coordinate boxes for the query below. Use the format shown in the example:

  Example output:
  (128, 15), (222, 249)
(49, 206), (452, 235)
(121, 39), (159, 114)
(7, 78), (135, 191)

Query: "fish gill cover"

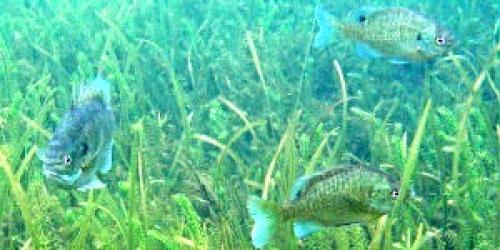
(0, 0), (498, 249)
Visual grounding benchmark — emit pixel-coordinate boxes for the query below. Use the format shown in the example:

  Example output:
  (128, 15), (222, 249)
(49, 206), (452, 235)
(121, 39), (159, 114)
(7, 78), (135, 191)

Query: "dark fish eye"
(435, 35), (446, 45)
(416, 33), (422, 41)
(358, 15), (366, 23)
(391, 189), (399, 198)
(63, 154), (72, 165)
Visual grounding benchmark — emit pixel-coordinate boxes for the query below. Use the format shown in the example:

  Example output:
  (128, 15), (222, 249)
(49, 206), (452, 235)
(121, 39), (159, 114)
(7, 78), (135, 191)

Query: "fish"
(37, 76), (115, 192)
(247, 165), (401, 248)
(314, 5), (456, 63)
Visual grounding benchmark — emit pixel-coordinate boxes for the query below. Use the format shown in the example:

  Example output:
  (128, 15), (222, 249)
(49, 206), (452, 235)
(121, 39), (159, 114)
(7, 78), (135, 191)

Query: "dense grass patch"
(0, 0), (497, 249)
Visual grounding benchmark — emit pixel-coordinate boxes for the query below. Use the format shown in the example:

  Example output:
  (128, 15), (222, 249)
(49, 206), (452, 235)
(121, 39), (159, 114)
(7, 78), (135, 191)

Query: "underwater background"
(0, 0), (498, 249)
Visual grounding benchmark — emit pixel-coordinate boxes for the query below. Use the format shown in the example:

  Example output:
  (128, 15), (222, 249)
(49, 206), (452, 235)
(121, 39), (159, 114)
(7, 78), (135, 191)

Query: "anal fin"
(294, 220), (323, 239)
(77, 175), (106, 192)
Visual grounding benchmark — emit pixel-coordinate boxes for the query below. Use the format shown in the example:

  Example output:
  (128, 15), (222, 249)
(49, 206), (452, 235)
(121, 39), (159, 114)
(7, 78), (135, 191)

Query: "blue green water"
(0, 1), (498, 249)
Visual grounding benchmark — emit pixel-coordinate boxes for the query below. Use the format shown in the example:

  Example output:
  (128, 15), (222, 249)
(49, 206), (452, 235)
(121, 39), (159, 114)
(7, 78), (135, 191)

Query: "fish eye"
(358, 15), (366, 23)
(391, 189), (399, 198)
(63, 154), (72, 165)
(435, 35), (446, 45)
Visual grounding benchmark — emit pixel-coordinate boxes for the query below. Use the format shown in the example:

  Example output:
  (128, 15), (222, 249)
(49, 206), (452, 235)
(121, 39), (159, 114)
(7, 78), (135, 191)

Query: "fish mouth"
(443, 34), (458, 49)
(43, 167), (82, 186)
(37, 153), (63, 166)
(436, 26), (457, 49)
(378, 205), (393, 214)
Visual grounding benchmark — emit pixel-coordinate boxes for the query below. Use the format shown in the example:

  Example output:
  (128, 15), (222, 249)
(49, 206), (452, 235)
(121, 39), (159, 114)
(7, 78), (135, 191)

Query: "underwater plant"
(0, 0), (497, 249)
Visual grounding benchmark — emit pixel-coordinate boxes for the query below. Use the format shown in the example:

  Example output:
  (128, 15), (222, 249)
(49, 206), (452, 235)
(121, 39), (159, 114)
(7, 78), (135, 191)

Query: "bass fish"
(37, 76), (115, 192)
(314, 5), (455, 63)
(247, 165), (401, 248)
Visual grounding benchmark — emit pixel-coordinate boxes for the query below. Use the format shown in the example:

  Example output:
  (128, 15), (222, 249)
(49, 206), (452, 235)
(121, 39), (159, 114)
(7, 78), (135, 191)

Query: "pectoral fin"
(355, 43), (411, 64)
(355, 43), (383, 59)
(77, 175), (106, 192)
(99, 140), (113, 174)
(388, 58), (410, 64)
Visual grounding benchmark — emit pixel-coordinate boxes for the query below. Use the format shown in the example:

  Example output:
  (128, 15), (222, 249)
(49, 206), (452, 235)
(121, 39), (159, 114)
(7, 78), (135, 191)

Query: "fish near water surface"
(314, 6), (456, 63)
(247, 165), (401, 248)
(37, 76), (115, 192)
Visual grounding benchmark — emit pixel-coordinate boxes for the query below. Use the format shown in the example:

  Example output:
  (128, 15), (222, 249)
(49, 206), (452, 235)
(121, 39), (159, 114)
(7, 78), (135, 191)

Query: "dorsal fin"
(78, 75), (111, 104)
(290, 174), (314, 201)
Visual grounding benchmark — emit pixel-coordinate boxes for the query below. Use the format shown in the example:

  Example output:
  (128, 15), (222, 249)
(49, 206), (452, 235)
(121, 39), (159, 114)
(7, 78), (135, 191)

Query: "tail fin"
(314, 5), (336, 48)
(247, 196), (280, 248)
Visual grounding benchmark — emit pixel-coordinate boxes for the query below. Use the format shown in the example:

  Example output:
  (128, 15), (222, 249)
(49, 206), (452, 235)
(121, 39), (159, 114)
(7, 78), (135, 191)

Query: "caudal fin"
(247, 196), (280, 248)
(314, 5), (335, 48)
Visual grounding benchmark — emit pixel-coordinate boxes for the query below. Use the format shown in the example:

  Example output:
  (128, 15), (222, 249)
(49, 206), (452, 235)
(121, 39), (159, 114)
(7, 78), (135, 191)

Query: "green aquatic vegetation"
(0, 150), (48, 247)
(173, 193), (208, 247)
(0, 0), (498, 249)
(261, 111), (301, 201)
(331, 228), (350, 249)
(349, 225), (369, 250)
(396, 100), (432, 209)
(330, 60), (349, 162)
(303, 125), (337, 175)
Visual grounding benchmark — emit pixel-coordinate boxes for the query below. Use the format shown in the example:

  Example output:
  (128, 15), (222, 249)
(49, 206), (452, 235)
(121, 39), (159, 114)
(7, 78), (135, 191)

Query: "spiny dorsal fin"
(77, 75), (111, 104)
(290, 174), (314, 201)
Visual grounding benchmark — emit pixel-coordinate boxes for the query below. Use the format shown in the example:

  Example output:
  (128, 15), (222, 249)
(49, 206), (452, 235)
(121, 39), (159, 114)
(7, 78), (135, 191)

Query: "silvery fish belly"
(37, 76), (115, 192)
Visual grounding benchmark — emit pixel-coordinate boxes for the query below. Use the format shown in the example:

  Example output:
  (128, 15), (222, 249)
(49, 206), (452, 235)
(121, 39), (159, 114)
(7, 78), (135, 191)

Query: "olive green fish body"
(315, 6), (455, 62)
(247, 166), (400, 248)
(283, 167), (393, 225)
(342, 8), (428, 60)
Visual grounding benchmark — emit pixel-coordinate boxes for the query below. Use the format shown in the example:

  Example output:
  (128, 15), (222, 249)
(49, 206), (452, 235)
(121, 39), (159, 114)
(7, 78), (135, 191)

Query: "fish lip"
(436, 26), (457, 48)
(448, 37), (459, 49)
(442, 33), (458, 49)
